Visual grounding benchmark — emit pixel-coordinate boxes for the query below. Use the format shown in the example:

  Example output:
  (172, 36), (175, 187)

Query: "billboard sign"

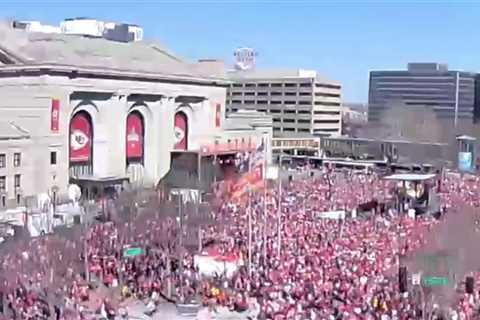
(70, 113), (92, 163)
(51, 99), (60, 132)
(174, 112), (188, 150)
(234, 47), (257, 71)
(458, 152), (473, 172)
(126, 112), (144, 159)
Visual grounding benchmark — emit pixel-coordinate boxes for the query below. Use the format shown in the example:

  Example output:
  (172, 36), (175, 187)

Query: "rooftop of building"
(224, 109), (273, 130)
(273, 132), (319, 139)
(0, 21), (227, 82)
(227, 68), (339, 85)
(370, 62), (477, 75)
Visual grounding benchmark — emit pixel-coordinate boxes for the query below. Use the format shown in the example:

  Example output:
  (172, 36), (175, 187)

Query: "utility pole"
(178, 193), (184, 302)
(247, 189), (252, 277)
(277, 172), (282, 259)
(83, 202), (90, 283)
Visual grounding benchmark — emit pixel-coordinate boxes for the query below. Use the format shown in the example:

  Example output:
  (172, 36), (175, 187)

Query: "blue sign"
(458, 152), (473, 172)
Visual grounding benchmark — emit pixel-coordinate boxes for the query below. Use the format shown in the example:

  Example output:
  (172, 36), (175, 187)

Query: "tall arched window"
(69, 111), (94, 176)
(126, 111), (145, 164)
(174, 111), (188, 150)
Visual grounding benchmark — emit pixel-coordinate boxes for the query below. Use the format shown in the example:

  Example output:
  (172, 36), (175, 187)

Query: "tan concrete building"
(226, 69), (342, 137)
(0, 23), (271, 211)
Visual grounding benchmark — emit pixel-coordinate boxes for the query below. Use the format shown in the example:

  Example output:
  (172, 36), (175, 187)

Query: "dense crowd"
(0, 169), (480, 319)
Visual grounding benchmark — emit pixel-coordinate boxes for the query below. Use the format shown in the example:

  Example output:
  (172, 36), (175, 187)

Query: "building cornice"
(0, 63), (231, 87)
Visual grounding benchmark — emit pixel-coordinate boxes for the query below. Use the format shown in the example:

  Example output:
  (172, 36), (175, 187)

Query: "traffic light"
(466, 276), (474, 294)
(399, 266), (408, 293)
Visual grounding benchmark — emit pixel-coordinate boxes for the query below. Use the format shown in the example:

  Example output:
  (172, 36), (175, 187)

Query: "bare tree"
(376, 103), (444, 143)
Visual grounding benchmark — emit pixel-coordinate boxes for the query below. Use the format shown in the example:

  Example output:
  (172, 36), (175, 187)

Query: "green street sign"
(423, 276), (449, 287)
(123, 247), (144, 258)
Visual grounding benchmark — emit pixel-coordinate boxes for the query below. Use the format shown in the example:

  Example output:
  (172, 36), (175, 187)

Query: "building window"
(14, 174), (21, 188)
(16, 194), (21, 205)
(50, 151), (57, 165)
(314, 120), (340, 124)
(1, 195), (5, 208)
(0, 176), (5, 192)
(13, 153), (21, 167)
(0, 154), (5, 168)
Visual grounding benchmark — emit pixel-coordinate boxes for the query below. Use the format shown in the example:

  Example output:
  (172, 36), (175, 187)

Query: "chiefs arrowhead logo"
(70, 130), (89, 151)
(174, 126), (185, 143)
(127, 127), (140, 143)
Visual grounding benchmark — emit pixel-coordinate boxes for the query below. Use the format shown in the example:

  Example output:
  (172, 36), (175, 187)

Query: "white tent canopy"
(383, 173), (436, 182)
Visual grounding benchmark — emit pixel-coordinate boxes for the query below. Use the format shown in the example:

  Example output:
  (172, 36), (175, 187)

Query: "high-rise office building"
(227, 69), (342, 137)
(368, 63), (477, 126)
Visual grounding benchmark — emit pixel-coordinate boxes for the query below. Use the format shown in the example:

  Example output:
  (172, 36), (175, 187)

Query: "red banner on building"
(215, 103), (221, 128)
(174, 112), (188, 150)
(51, 99), (60, 132)
(126, 112), (144, 159)
(70, 113), (92, 162)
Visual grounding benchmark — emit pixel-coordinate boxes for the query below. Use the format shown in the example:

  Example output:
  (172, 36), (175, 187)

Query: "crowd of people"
(0, 168), (480, 319)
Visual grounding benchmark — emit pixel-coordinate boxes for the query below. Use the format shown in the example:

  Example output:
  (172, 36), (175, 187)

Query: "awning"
(383, 173), (436, 182)
(70, 175), (129, 186)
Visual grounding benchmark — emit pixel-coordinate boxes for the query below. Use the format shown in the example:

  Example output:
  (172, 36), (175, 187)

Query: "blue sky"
(1, 0), (479, 102)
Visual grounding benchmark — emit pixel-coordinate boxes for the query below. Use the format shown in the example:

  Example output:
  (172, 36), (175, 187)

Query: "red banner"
(51, 99), (60, 132)
(126, 113), (144, 159)
(215, 103), (221, 128)
(70, 113), (92, 162)
(174, 112), (188, 150)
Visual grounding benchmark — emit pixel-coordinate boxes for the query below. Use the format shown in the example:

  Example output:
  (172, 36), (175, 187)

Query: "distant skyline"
(2, 0), (480, 102)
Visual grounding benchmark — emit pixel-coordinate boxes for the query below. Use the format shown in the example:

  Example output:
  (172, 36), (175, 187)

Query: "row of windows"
(229, 99), (313, 105)
(230, 91), (312, 97)
(314, 92), (341, 98)
(0, 153), (22, 169)
(231, 82), (313, 88)
(0, 151), (57, 169)
(273, 127), (311, 133)
(314, 101), (341, 106)
(315, 83), (341, 90)
(314, 110), (341, 116)
(313, 119), (341, 124)
(313, 128), (339, 132)
(0, 174), (21, 192)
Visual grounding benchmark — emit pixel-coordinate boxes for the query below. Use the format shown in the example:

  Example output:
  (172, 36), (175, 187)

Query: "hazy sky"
(2, 0), (480, 102)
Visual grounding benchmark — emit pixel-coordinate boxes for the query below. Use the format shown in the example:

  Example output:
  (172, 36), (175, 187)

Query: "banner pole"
(248, 188), (252, 277)
(263, 137), (268, 261)
(277, 171), (282, 259)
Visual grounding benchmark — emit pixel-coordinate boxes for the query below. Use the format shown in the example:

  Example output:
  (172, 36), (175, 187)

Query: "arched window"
(69, 111), (93, 164)
(126, 111), (145, 164)
(174, 112), (188, 150)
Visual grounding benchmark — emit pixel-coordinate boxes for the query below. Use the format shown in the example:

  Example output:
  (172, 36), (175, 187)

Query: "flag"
(231, 139), (266, 198)
(250, 138), (265, 173)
